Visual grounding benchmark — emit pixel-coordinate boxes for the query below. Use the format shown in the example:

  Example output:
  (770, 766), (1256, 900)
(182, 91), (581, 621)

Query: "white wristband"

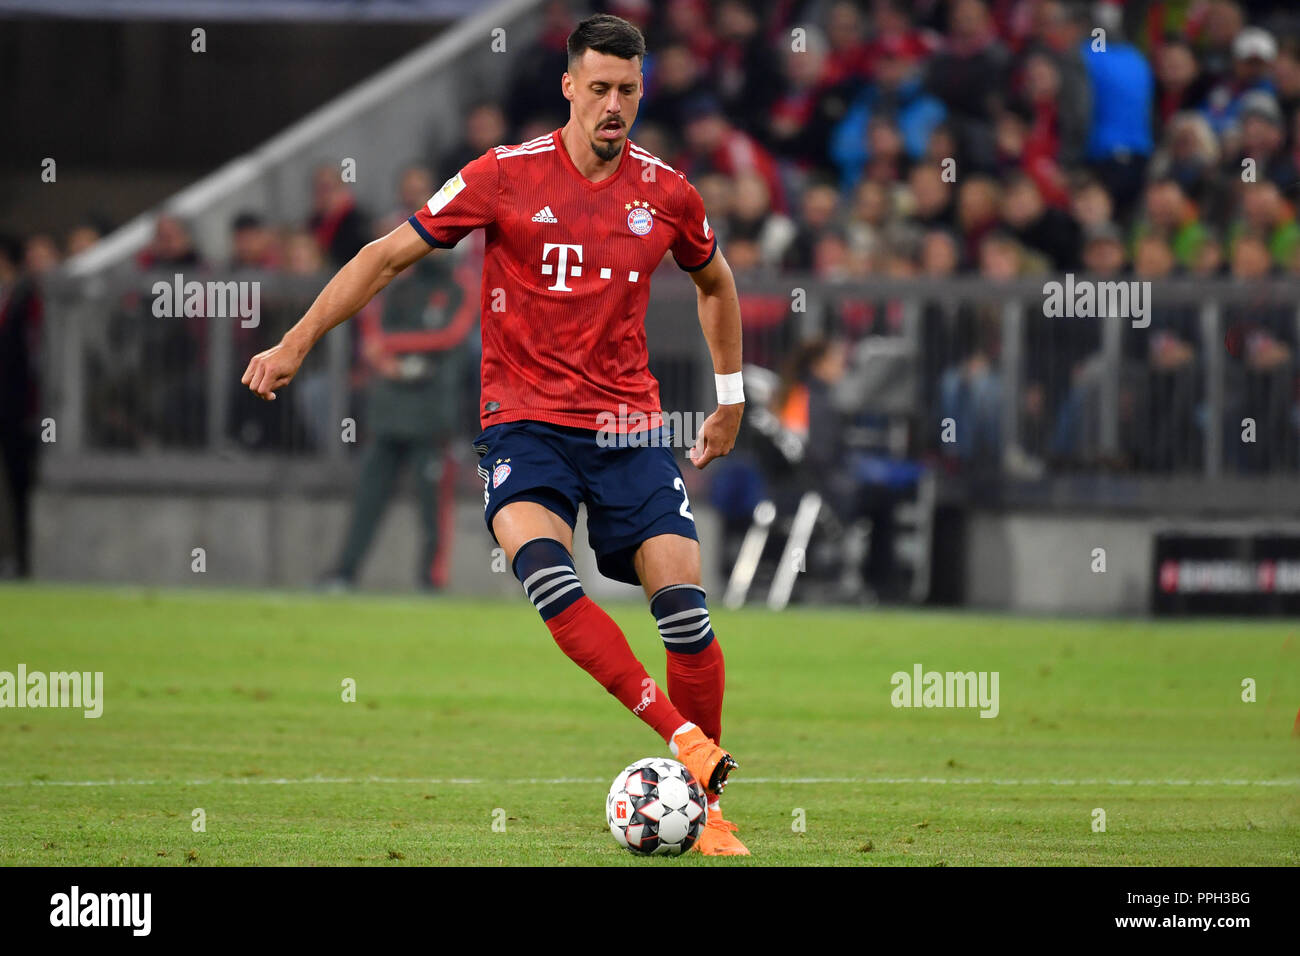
(715, 371), (745, 405)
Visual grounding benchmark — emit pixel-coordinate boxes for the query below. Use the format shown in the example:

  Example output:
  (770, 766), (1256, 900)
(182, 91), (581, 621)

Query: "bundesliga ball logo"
(627, 206), (654, 236)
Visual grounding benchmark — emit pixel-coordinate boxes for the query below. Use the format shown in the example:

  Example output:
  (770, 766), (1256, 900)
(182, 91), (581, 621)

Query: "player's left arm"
(687, 249), (743, 470)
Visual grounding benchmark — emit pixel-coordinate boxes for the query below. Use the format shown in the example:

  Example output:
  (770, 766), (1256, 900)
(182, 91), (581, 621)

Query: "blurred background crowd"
(17, 0), (1300, 281)
(3, 0), (1300, 591)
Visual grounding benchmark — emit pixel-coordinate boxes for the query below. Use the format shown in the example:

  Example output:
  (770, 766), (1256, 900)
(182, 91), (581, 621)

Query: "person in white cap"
(1205, 25), (1279, 134)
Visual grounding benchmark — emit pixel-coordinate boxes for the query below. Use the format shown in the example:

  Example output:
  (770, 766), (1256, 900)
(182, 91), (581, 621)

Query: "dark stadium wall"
(0, 18), (448, 236)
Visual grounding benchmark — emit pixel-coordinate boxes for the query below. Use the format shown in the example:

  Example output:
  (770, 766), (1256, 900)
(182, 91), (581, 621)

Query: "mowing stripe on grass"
(3, 776), (1297, 788)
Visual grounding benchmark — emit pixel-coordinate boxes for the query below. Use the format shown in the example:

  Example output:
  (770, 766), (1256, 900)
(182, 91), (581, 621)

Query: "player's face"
(564, 50), (642, 162)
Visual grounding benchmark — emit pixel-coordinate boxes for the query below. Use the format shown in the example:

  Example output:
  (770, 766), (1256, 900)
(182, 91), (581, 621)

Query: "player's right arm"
(241, 221), (432, 400)
(244, 150), (498, 400)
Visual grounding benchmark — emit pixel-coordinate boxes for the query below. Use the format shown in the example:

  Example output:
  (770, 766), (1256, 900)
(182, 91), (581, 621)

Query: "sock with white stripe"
(513, 538), (584, 620)
(513, 538), (688, 741)
(650, 583), (714, 653)
(652, 584), (726, 744)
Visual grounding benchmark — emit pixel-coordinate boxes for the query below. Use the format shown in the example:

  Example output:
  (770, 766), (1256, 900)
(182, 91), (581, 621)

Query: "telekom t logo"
(541, 242), (583, 291)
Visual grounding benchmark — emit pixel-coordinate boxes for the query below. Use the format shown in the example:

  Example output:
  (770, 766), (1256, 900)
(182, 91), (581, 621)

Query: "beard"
(590, 137), (622, 162)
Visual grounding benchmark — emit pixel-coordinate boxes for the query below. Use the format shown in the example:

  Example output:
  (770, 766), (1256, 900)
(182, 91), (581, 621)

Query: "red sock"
(546, 596), (686, 741)
(666, 639), (725, 744)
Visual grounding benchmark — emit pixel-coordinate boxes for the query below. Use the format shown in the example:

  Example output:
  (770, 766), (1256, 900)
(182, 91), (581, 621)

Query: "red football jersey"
(408, 128), (718, 432)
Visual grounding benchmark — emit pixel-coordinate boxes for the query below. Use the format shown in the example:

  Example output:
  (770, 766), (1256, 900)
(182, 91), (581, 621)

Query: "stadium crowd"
(4, 0), (1300, 492)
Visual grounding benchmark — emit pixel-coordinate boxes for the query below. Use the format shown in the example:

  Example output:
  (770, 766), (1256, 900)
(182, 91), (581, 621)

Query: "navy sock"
(512, 538), (584, 621)
(649, 583), (715, 654)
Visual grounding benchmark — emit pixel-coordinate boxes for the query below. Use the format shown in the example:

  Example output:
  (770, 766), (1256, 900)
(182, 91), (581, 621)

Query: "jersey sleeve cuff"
(675, 235), (718, 272)
(407, 214), (456, 249)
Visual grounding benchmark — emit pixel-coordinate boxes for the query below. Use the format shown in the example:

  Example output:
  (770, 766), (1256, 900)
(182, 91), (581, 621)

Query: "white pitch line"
(1, 776), (1297, 788)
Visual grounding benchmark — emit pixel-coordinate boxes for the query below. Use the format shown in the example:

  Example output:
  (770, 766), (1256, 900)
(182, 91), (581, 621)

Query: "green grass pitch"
(1, 584), (1296, 866)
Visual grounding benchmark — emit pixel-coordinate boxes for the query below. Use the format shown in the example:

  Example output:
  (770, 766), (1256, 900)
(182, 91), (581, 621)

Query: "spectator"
(282, 229), (325, 275)
(1079, 15), (1155, 213)
(923, 122), (961, 168)
(712, 0), (781, 139)
(651, 0), (716, 63)
(919, 228), (960, 277)
(0, 235), (42, 578)
(1189, 0), (1245, 88)
(229, 212), (280, 271)
(1155, 37), (1214, 133)
(1231, 91), (1298, 192)
(309, 165), (370, 268)
(955, 175), (1002, 267)
(829, 46), (946, 192)
(1044, 223), (1128, 464)
(845, 179), (893, 261)
(773, 337), (908, 600)
(924, 0), (1011, 171)
(692, 171), (735, 245)
(641, 44), (708, 134)
(1018, 50), (1084, 205)
(441, 104), (508, 177)
(727, 170), (796, 271)
(903, 162), (955, 231)
(1131, 179), (1211, 271)
(1203, 25), (1278, 136)
(24, 235), (61, 278)
(378, 165), (435, 237)
(1273, 37), (1300, 118)
(137, 213), (200, 269)
(1230, 180), (1300, 269)
(811, 228), (861, 281)
(1069, 175), (1115, 232)
(783, 180), (840, 272)
(1190, 231), (1227, 277)
(1223, 234), (1297, 471)
(864, 0), (940, 74)
(933, 230), (1033, 471)
(323, 251), (474, 592)
(1000, 171), (1081, 270)
(1125, 235), (1201, 470)
(680, 94), (787, 213)
(1148, 110), (1222, 207)
(768, 26), (852, 173)
(503, 0), (573, 130)
(822, 0), (871, 85)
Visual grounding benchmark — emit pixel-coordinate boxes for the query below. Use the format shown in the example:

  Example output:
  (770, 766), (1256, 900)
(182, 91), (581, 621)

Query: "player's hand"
(689, 403), (743, 470)
(241, 340), (306, 401)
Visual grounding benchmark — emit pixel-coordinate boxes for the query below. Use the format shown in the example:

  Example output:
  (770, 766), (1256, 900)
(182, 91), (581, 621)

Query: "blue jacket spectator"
(1081, 38), (1154, 161)
(829, 72), (946, 192)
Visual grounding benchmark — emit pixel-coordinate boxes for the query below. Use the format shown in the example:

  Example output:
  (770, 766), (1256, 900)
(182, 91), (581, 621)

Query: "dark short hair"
(567, 13), (646, 67)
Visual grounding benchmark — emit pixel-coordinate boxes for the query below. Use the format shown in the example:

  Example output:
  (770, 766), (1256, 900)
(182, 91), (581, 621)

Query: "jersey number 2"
(673, 477), (694, 522)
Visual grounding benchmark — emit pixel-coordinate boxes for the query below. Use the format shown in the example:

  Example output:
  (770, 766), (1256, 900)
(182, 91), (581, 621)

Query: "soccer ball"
(606, 757), (708, 856)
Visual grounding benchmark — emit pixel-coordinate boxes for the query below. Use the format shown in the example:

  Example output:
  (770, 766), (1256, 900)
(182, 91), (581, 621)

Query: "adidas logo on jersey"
(531, 205), (558, 223)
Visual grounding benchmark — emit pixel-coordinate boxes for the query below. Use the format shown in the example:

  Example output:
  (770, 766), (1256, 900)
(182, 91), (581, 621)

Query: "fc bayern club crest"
(492, 462), (511, 489)
(627, 202), (654, 236)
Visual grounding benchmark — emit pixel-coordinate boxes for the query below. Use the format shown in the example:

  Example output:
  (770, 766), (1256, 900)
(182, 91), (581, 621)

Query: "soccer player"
(241, 14), (749, 855)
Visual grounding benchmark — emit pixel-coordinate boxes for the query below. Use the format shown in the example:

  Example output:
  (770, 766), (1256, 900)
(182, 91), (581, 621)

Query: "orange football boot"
(670, 725), (738, 796)
(695, 807), (750, 856)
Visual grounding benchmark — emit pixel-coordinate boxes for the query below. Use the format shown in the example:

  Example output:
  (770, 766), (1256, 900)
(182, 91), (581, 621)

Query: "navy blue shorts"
(473, 420), (698, 586)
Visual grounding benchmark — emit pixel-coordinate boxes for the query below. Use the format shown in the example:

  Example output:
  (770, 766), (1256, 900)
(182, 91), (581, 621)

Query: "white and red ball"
(606, 757), (708, 856)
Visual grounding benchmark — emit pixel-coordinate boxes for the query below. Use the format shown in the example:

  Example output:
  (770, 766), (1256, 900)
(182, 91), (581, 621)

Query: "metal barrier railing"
(39, 270), (1300, 481)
